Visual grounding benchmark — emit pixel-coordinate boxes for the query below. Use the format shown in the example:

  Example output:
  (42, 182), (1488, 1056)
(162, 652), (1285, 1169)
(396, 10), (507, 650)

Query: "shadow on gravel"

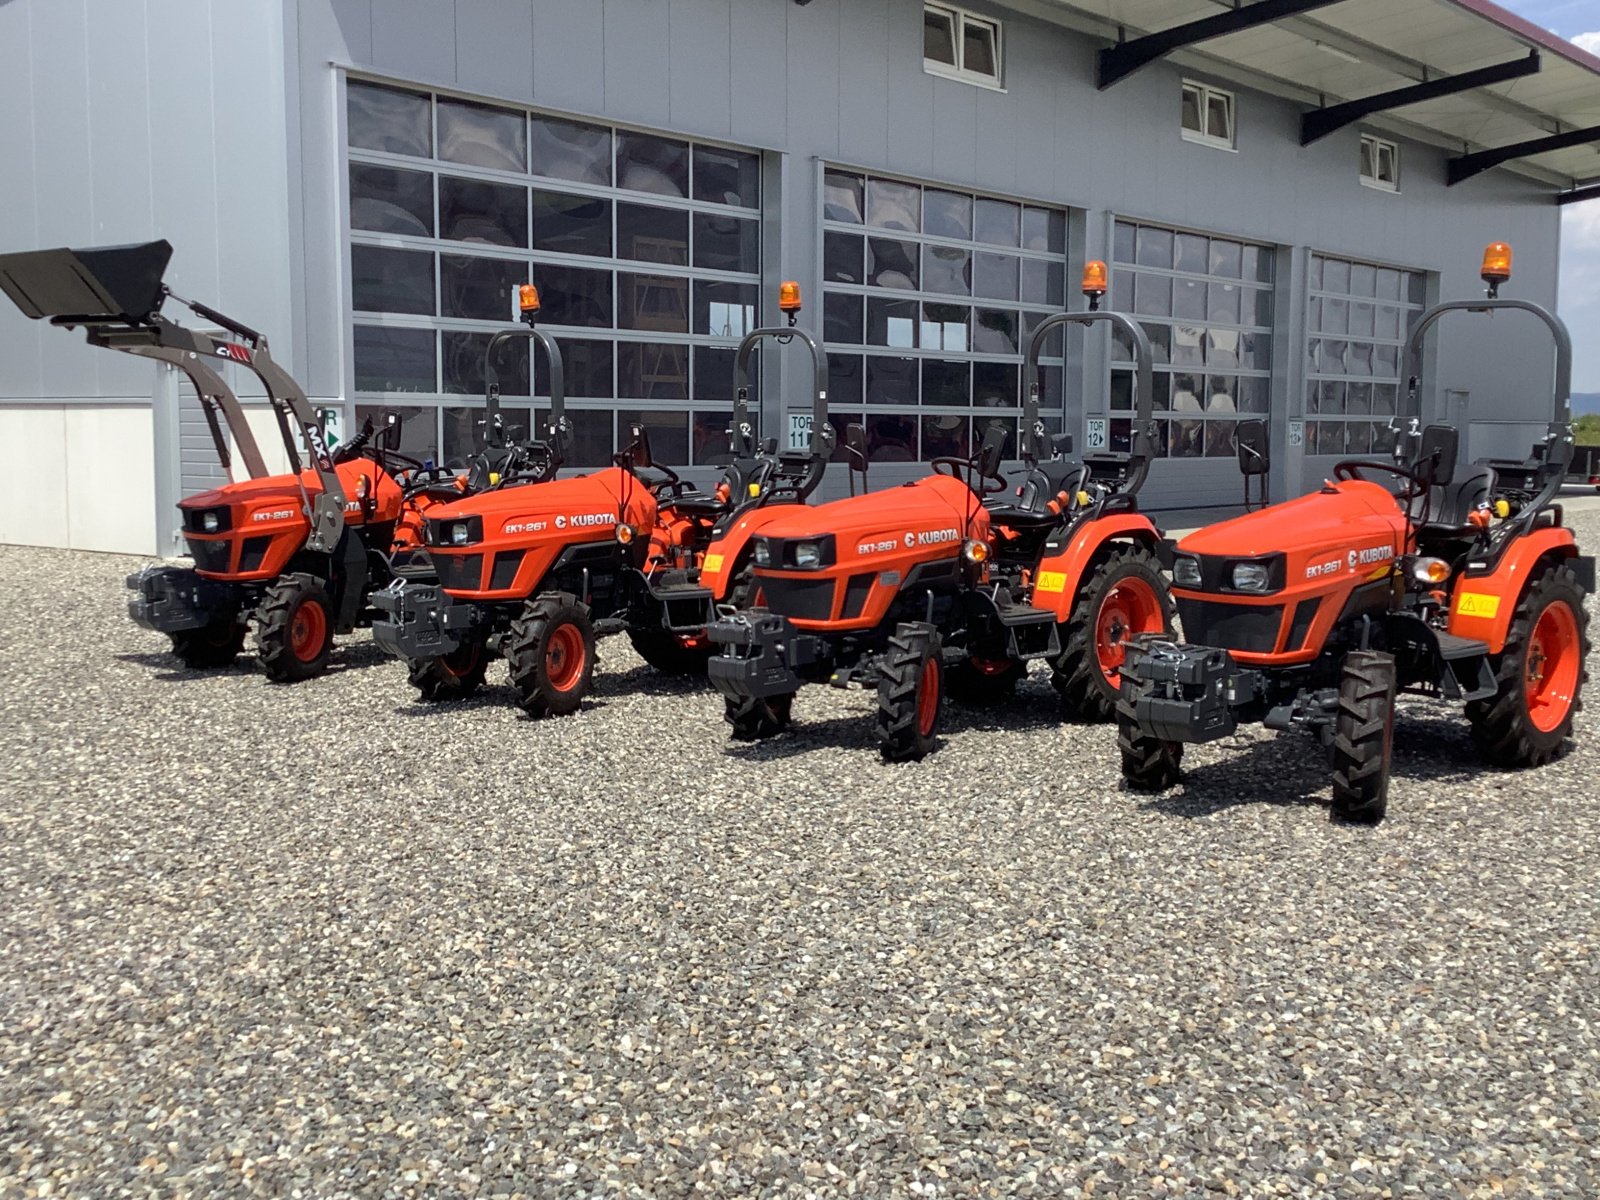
(1134, 710), (1496, 819)
(113, 652), (253, 681)
(720, 691), (1068, 763)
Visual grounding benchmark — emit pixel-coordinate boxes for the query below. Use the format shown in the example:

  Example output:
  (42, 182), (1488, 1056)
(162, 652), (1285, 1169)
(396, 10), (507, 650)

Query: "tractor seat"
(985, 459), (1086, 527)
(1413, 462), (1497, 535)
(670, 491), (731, 518)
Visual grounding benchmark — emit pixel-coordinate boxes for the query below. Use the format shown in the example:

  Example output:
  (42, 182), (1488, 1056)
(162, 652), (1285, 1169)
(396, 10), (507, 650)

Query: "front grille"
(185, 537), (232, 573)
(761, 575), (835, 621)
(1175, 598), (1283, 654)
(237, 536), (272, 573)
(434, 553), (484, 592)
(489, 550), (526, 591)
(840, 572), (874, 620)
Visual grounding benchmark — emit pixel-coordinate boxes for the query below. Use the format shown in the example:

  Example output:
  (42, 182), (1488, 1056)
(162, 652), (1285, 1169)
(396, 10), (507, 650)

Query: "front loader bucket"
(0, 239), (172, 324)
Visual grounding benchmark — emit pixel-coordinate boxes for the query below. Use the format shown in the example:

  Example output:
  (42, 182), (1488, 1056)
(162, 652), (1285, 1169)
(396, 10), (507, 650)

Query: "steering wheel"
(382, 450), (426, 473)
(1333, 459), (1425, 488)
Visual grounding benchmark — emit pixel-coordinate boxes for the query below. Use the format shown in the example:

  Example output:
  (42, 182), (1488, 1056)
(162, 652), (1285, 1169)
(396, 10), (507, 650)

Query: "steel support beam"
(1097, 0), (1347, 89)
(1557, 182), (1600, 205)
(1448, 123), (1600, 184)
(1300, 52), (1540, 145)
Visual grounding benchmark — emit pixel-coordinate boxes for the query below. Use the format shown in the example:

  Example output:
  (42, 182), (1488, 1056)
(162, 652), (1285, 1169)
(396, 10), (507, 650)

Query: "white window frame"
(1181, 80), (1236, 151)
(923, 3), (1004, 91)
(1360, 133), (1401, 192)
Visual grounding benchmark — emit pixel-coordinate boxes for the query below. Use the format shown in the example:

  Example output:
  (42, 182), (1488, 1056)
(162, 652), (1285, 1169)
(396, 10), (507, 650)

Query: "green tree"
(1574, 414), (1600, 448)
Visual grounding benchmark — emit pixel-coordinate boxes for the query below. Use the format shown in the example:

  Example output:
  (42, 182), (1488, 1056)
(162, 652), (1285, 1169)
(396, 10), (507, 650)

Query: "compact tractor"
(371, 280), (834, 714)
(0, 239), (452, 682)
(706, 263), (1175, 760)
(1117, 244), (1592, 823)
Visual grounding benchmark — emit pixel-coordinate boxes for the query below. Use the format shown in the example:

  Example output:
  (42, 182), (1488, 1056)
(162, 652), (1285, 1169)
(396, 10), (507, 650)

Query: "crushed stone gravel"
(1, 506), (1597, 1197)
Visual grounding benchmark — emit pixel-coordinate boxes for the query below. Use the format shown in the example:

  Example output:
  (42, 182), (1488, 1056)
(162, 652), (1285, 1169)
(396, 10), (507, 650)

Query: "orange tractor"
(1117, 244), (1592, 822)
(706, 264), (1175, 760)
(0, 239), (460, 682)
(371, 280), (835, 713)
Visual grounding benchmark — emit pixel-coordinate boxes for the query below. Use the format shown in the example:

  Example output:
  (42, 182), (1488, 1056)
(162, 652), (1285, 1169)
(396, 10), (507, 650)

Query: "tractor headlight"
(754, 539), (771, 567)
(201, 512), (221, 533)
(450, 522), (471, 546)
(1173, 556), (1201, 588)
(1231, 562), (1271, 593)
(793, 541), (822, 569)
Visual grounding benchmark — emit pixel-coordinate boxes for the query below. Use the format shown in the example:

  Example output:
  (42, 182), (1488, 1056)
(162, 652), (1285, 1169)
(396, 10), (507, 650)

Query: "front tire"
(1329, 650), (1396, 825)
(1116, 696), (1183, 791)
(725, 693), (794, 741)
(1467, 563), (1589, 768)
(876, 624), (944, 762)
(170, 618), (245, 669)
(1053, 545), (1173, 722)
(256, 574), (335, 683)
(408, 639), (489, 702)
(505, 592), (595, 718)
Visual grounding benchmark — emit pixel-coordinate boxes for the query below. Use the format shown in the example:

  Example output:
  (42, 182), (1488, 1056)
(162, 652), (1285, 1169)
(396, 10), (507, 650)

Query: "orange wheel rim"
(968, 656), (1013, 676)
(1095, 577), (1164, 686)
(289, 601), (327, 662)
(680, 634), (708, 652)
(1525, 600), (1580, 733)
(442, 643), (480, 678)
(916, 658), (941, 737)
(545, 624), (586, 692)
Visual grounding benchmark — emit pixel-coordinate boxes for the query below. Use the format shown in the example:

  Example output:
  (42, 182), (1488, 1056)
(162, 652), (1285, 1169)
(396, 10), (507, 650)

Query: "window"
(1109, 220), (1276, 460)
(1360, 134), (1400, 192)
(822, 167), (1068, 462)
(924, 4), (1002, 88)
(1181, 81), (1235, 150)
(1305, 253), (1428, 457)
(344, 80), (763, 469)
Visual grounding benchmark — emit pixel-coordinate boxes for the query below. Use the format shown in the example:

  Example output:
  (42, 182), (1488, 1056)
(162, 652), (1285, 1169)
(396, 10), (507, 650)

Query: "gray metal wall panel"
(836, 2), (890, 170)
(604, 0), (673, 127)
(370, 0), (456, 85)
(727, 0), (787, 148)
(0, 0), (43, 400)
(529, 0), (606, 114)
(455, 0), (534, 100)
(667, 0), (732, 138)
(329, 0), (373, 62)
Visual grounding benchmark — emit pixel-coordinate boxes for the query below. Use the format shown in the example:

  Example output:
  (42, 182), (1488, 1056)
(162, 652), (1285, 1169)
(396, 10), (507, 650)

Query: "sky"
(1495, 0), (1600, 390)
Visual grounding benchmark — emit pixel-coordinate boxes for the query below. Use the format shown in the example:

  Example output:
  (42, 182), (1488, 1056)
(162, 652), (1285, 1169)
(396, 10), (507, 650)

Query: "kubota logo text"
(909, 528), (960, 547)
(555, 512), (616, 530)
(1347, 545), (1395, 569)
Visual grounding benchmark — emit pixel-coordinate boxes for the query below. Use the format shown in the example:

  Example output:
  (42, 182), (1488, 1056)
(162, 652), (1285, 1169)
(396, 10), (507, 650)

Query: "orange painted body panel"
(179, 460), (405, 581)
(751, 475), (989, 631)
(697, 504), (811, 601)
(1171, 480), (1411, 666)
(1446, 525), (1580, 654)
(427, 467), (657, 599)
(1030, 512), (1163, 620)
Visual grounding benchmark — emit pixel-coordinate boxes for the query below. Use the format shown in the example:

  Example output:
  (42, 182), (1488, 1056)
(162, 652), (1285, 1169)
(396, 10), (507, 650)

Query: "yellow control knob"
(1076, 490), (1092, 507)
(489, 472), (500, 485)
(748, 482), (761, 497)
(1493, 499), (1511, 518)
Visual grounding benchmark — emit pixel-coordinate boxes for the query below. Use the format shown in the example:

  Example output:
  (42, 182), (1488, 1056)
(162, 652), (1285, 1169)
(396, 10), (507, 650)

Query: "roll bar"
(731, 320), (833, 499)
(0, 239), (346, 552)
(483, 305), (567, 481)
(1022, 307), (1157, 495)
(1401, 295), (1574, 534)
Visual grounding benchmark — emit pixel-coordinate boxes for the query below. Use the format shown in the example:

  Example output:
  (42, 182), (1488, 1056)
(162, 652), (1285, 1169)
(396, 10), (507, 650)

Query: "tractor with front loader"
(705, 263), (1175, 760)
(0, 239), (452, 682)
(370, 280), (835, 714)
(1116, 243), (1592, 823)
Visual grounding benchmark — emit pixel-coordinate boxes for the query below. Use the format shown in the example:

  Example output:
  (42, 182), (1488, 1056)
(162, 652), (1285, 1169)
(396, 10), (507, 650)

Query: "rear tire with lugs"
(1329, 650), (1396, 825)
(1054, 545), (1173, 722)
(1467, 563), (1589, 768)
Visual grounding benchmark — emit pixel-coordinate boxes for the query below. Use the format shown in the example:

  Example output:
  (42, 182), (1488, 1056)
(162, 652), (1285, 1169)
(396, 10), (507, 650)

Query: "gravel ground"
(2, 505), (1598, 1198)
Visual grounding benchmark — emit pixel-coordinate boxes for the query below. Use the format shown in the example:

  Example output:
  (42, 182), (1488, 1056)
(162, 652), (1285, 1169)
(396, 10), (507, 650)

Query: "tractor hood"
(751, 474), (986, 561)
(425, 466), (654, 541)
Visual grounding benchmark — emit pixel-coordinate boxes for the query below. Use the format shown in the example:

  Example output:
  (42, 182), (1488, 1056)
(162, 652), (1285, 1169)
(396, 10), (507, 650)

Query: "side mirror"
(1235, 418), (1269, 477)
(1417, 423), (1458, 486)
(761, 436), (778, 455)
(976, 421), (1007, 479)
(627, 421), (654, 469)
(381, 410), (404, 451)
(845, 422), (869, 470)
(1050, 432), (1074, 457)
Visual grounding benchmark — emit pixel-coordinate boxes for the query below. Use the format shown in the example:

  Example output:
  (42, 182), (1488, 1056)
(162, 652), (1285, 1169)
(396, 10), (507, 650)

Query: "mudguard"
(1030, 512), (1163, 621)
(1448, 525), (1588, 654)
(698, 505), (799, 602)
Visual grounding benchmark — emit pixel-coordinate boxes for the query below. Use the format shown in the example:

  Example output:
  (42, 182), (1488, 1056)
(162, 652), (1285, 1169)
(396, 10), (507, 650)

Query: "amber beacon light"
(1480, 242), (1512, 297)
(518, 283), (541, 313)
